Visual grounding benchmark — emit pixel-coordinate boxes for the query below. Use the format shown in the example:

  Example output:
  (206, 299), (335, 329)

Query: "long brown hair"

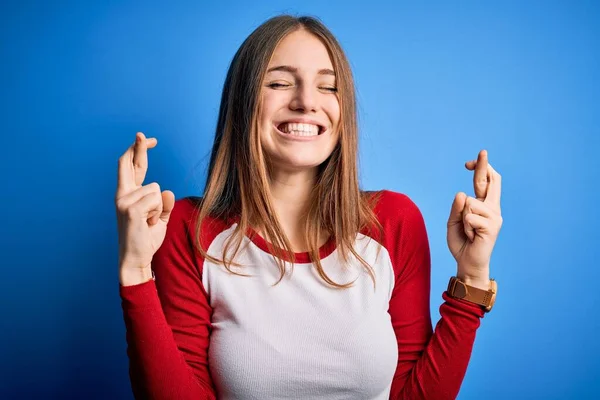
(194, 14), (382, 288)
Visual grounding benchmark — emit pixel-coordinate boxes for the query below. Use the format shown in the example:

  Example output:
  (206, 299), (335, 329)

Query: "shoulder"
(171, 196), (201, 222)
(165, 196), (201, 237)
(165, 196), (232, 253)
(366, 189), (425, 226)
(363, 189), (429, 254)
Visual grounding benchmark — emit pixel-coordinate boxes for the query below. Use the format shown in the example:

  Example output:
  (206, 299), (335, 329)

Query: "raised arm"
(116, 132), (216, 399)
(120, 197), (216, 399)
(376, 190), (485, 400)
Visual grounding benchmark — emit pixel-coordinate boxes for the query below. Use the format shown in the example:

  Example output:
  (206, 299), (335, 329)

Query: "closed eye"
(320, 86), (338, 93)
(267, 83), (290, 89)
(267, 83), (337, 92)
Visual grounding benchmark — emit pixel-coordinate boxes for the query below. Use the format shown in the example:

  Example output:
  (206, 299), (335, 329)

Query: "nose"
(289, 84), (318, 113)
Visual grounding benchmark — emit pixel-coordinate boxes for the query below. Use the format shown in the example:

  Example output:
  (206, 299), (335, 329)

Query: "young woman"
(115, 15), (503, 400)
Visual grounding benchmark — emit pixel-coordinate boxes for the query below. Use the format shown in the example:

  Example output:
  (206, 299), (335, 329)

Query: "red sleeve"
(119, 197), (221, 400)
(374, 190), (485, 400)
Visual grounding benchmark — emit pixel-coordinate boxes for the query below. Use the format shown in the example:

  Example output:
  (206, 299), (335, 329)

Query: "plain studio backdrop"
(1, 1), (598, 399)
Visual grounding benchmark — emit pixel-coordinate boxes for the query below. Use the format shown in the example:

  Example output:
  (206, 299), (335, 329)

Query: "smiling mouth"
(276, 122), (325, 137)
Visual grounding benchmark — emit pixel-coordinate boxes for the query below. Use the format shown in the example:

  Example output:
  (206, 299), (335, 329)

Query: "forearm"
(120, 280), (216, 400)
(390, 292), (484, 400)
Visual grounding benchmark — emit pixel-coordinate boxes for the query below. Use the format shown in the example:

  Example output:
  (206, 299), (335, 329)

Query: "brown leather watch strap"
(447, 277), (497, 312)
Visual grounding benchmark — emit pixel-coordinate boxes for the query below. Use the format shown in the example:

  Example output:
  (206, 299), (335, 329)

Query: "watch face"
(454, 281), (467, 298)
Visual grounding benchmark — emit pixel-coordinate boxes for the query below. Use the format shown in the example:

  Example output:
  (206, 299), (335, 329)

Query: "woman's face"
(259, 29), (341, 174)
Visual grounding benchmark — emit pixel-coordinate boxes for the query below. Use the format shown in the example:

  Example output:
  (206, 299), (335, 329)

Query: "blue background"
(2, 0), (599, 398)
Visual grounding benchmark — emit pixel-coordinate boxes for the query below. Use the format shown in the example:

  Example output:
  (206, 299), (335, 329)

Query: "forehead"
(268, 29), (334, 72)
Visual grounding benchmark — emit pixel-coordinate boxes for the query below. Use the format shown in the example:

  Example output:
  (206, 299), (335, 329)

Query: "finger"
(133, 132), (158, 187)
(117, 143), (136, 198)
(160, 190), (175, 223)
(464, 195), (493, 218)
(116, 182), (161, 213)
(462, 196), (491, 242)
(463, 210), (475, 242)
(463, 213), (491, 241)
(133, 132), (149, 187)
(148, 189), (175, 226)
(147, 197), (163, 226)
(473, 149), (489, 200)
(137, 190), (163, 223)
(116, 134), (157, 198)
(448, 192), (468, 225)
(484, 163), (502, 209)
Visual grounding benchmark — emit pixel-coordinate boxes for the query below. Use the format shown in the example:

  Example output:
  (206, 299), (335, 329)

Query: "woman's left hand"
(447, 150), (503, 289)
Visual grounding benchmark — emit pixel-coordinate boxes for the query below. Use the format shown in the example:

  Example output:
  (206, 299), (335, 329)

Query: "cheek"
(325, 97), (341, 126)
(260, 92), (287, 123)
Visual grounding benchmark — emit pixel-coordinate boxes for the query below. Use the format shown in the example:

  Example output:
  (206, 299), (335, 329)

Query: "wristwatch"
(447, 276), (497, 312)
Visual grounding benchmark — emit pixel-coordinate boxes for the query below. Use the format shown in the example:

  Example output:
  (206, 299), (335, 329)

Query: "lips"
(276, 119), (326, 135)
(273, 124), (325, 142)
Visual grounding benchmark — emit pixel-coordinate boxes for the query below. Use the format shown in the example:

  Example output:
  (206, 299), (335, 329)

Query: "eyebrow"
(266, 65), (335, 76)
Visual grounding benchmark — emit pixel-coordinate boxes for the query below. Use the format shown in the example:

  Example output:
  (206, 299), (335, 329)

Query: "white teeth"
(280, 122), (319, 136)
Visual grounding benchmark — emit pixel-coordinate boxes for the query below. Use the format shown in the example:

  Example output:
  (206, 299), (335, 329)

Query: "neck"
(259, 167), (324, 252)
(269, 167), (315, 223)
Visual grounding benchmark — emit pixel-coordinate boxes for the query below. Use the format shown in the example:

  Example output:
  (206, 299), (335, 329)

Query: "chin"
(270, 152), (330, 172)
(260, 130), (338, 173)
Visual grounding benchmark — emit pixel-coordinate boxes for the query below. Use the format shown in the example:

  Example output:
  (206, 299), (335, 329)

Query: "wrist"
(447, 276), (497, 313)
(456, 264), (490, 291)
(459, 276), (491, 291)
(120, 266), (154, 287)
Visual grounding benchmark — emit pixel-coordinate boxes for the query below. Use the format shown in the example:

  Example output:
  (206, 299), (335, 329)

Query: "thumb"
(448, 192), (467, 226)
(160, 190), (175, 223)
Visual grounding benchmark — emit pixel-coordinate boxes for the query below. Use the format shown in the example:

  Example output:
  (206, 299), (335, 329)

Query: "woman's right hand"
(115, 132), (175, 286)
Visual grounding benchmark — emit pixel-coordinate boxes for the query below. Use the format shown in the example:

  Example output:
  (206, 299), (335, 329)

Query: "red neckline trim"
(245, 226), (337, 263)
